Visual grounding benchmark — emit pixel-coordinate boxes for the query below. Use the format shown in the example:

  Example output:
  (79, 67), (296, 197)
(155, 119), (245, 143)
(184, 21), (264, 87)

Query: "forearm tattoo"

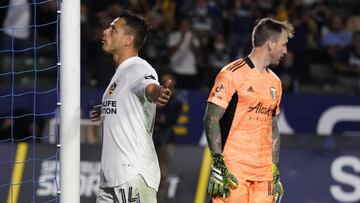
(272, 115), (280, 163)
(204, 103), (225, 154)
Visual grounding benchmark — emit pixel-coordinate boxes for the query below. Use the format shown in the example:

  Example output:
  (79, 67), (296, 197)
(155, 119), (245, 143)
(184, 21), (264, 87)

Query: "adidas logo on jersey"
(247, 86), (255, 92)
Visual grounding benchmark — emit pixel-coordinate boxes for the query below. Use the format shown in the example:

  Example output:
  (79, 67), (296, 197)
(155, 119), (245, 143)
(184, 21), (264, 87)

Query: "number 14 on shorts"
(118, 187), (141, 203)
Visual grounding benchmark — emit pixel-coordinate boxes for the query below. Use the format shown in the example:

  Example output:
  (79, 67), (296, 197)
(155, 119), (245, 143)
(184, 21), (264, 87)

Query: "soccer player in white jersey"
(90, 11), (172, 203)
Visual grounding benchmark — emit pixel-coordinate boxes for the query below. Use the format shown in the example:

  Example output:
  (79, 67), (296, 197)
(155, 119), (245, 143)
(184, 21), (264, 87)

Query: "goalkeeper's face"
(102, 18), (129, 54)
(269, 30), (288, 66)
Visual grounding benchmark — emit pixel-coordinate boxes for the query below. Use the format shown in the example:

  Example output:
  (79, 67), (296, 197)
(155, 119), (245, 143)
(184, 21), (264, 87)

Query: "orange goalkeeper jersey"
(207, 56), (282, 181)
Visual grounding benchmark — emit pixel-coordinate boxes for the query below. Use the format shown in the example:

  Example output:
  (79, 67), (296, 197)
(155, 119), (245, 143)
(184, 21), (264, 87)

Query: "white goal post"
(60, 0), (81, 202)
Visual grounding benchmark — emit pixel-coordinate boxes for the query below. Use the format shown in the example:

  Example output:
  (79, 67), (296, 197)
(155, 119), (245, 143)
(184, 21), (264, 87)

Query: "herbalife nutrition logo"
(247, 102), (274, 117)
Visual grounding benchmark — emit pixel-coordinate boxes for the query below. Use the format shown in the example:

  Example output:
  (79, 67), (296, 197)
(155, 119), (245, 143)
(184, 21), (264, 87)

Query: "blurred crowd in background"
(1, 0), (360, 95)
(80, 0), (360, 95)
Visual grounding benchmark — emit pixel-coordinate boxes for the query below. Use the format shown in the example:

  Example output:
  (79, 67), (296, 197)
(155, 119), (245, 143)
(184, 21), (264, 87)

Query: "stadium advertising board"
(59, 90), (360, 139)
(50, 89), (360, 144)
(1, 137), (360, 203)
(1, 89), (359, 145)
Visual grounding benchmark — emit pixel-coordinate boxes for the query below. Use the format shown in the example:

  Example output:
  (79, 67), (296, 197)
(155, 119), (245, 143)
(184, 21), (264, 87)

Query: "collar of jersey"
(116, 56), (140, 71)
(244, 56), (255, 69)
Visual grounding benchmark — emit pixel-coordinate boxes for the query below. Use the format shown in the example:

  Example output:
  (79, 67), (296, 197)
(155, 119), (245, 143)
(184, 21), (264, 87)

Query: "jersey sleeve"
(275, 79), (282, 116)
(130, 66), (159, 102)
(207, 70), (237, 109)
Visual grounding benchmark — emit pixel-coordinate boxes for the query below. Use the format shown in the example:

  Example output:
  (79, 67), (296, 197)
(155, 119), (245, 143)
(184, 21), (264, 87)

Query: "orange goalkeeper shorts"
(212, 179), (274, 203)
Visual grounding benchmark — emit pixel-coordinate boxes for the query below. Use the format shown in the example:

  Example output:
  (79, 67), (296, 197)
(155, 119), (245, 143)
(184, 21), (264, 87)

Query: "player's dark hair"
(119, 11), (149, 50)
(252, 18), (294, 47)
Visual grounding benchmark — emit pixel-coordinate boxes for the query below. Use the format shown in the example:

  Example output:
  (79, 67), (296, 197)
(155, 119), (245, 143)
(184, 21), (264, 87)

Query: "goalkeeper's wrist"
(210, 153), (228, 172)
(210, 152), (223, 159)
(272, 163), (280, 182)
(211, 153), (224, 164)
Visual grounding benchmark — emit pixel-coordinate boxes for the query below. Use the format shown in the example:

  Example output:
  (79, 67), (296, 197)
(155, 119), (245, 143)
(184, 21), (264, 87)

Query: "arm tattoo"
(204, 102), (225, 154)
(272, 115), (280, 163)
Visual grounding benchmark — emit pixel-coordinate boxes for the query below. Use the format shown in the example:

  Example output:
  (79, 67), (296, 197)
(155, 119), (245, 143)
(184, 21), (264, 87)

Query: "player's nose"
(283, 46), (287, 54)
(103, 28), (109, 36)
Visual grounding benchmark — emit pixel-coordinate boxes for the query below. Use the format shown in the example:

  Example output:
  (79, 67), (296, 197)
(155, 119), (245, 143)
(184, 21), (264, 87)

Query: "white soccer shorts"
(96, 175), (157, 203)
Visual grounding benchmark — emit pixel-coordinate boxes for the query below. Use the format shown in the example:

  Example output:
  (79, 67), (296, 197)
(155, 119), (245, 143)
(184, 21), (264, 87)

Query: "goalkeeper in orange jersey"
(204, 18), (294, 203)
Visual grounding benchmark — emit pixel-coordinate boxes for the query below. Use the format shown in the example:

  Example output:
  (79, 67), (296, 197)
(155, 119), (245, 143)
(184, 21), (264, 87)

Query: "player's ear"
(124, 35), (135, 47)
(267, 39), (275, 52)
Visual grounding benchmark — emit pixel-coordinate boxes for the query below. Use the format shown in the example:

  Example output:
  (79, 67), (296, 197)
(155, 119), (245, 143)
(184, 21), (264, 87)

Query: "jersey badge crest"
(108, 80), (118, 95)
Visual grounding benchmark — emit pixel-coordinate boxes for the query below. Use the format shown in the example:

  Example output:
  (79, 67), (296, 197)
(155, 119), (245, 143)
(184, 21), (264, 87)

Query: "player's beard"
(270, 56), (280, 65)
(101, 40), (107, 51)
(274, 54), (284, 65)
(274, 58), (281, 65)
(101, 42), (111, 53)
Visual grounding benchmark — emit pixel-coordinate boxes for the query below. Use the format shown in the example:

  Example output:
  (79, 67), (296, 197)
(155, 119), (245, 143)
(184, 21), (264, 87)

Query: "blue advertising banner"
(170, 92), (360, 144)
(1, 88), (360, 145)
(281, 148), (360, 203)
(280, 95), (360, 136)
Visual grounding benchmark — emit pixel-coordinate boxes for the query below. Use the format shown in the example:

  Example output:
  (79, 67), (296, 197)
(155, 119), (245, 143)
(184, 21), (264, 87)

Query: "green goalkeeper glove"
(272, 163), (284, 203)
(207, 153), (238, 198)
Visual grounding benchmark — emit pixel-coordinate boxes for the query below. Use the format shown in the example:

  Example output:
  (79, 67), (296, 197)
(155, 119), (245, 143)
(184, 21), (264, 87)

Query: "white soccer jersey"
(99, 56), (160, 191)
